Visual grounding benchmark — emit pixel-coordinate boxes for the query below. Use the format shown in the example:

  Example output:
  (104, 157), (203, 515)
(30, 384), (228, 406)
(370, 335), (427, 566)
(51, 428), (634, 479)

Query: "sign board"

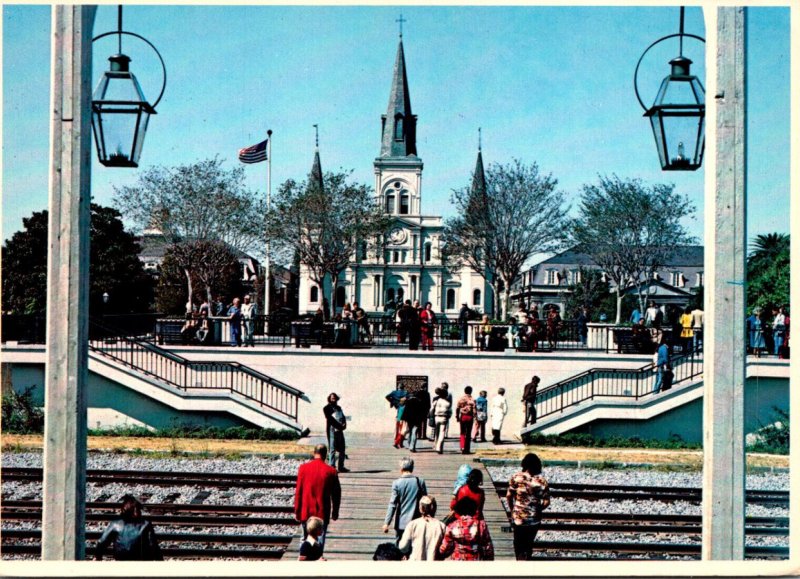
(397, 375), (428, 395)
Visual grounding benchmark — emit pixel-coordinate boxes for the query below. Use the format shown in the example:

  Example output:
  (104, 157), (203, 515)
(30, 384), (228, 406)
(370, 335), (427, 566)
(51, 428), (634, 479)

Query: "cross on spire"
(478, 127), (482, 151)
(396, 14), (406, 38)
(313, 124), (319, 148)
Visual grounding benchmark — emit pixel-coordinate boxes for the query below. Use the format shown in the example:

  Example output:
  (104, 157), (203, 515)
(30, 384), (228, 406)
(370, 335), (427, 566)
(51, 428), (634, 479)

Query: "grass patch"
(521, 431), (702, 450)
(87, 424), (301, 441)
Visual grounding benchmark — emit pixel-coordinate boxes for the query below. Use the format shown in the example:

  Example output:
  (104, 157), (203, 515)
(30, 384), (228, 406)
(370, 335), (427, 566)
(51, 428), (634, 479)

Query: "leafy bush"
(747, 407), (789, 455)
(87, 423), (300, 441)
(1, 386), (45, 434)
(521, 430), (702, 450)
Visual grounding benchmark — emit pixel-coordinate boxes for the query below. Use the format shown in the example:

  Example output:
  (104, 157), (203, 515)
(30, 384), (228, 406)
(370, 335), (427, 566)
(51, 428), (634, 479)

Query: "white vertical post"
(702, 6), (747, 560)
(264, 130), (272, 321)
(42, 4), (96, 561)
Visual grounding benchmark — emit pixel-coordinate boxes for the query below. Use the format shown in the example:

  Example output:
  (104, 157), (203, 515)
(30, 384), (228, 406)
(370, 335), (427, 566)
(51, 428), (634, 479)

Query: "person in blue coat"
(382, 458), (428, 545)
(653, 337), (670, 394)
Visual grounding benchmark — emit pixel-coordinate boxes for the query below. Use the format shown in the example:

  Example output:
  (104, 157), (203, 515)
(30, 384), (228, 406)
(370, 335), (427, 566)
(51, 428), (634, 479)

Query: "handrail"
(529, 347), (704, 425)
(88, 320), (304, 423)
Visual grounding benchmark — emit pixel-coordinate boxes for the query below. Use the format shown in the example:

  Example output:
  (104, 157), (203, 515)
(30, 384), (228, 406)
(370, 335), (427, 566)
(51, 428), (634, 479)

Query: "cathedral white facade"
(298, 36), (490, 317)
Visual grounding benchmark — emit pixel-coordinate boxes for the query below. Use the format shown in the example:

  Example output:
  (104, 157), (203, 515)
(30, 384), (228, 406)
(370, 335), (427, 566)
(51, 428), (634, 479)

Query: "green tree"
(2, 205), (153, 315)
(571, 175), (696, 323)
(266, 170), (389, 318)
(155, 242), (244, 314)
(113, 157), (266, 307)
(747, 233), (789, 312)
(444, 159), (568, 318)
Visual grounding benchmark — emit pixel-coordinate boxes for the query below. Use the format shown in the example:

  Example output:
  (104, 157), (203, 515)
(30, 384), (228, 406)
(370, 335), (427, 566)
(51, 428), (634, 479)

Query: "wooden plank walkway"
(283, 433), (518, 560)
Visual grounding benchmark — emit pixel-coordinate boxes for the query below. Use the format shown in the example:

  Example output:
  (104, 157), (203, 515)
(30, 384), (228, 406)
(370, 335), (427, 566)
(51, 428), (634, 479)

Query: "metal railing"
(88, 321), (304, 423)
(527, 347), (704, 426)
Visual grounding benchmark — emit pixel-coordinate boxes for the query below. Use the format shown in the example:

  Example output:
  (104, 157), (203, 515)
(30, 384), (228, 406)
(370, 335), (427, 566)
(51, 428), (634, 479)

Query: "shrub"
(747, 407), (789, 455)
(87, 423), (300, 441)
(1, 386), (45, 434)
(521, 430), (701, 450)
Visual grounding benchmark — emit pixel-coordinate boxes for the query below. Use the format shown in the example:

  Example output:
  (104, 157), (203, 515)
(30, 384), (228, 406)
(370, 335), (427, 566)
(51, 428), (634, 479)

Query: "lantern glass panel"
(652, 111), (704, 170)
(92, 67), (155, 168)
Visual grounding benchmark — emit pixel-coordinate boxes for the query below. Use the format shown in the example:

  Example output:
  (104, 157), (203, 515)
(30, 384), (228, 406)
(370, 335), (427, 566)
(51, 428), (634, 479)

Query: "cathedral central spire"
(379, 37), (417, 158)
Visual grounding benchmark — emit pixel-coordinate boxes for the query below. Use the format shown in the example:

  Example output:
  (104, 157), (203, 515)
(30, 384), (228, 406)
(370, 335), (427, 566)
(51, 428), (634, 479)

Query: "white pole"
(264, 130), (272, 322)
(42, 4), (96, 560)
(701, 6), (747, 560)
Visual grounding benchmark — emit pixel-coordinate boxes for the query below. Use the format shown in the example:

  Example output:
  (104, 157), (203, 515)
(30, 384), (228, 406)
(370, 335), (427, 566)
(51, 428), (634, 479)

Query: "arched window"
(385, 193), (395, 214)
(387, 288), (395, 303)
(446, 289), (456, 310)
(336, 286), (346, 308)
(400, 193), (409, 215)
(310, 286), (319, 303)
(394, 115), (404, 140)
(473, 289), (481, 306)
(397, 287), (404, 302)
(424, 243), (431, 262)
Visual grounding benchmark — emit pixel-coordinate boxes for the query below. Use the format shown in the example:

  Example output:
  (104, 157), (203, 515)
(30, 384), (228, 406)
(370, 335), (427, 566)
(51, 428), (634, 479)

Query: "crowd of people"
(292, 448), (550, 562)
(747, 305), (791, 358)
(385, 382), (509, 454)
(179, 294), (258, 347)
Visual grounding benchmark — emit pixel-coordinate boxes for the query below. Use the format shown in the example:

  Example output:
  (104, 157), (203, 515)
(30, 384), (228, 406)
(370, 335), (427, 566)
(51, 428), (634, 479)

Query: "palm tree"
(748, 233), (789, 267)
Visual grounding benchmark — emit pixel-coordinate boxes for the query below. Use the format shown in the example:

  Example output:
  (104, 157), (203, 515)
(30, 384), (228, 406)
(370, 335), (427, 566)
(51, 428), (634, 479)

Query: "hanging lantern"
(634, 7), (705, 171)
(91, 6), (166, 168)
(92, 54), (155, 167)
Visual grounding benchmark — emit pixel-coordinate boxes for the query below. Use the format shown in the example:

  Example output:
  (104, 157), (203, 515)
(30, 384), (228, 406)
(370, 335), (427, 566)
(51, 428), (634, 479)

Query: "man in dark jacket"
(522, 376), (540, 425)
(401, 392), (425, 452)
(294, 444), (342, 552)
(458, 303), (471, 344)
(323, 392), (348, 472)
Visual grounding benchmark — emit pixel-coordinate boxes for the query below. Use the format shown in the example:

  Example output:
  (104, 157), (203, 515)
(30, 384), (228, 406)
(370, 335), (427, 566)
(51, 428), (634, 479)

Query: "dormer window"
(394, 115), (404, 140)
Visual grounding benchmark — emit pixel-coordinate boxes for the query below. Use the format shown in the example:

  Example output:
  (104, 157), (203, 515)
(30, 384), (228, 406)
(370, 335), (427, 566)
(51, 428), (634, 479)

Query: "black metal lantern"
(635, 7), (705, 171)
(91, 6), (165, 168)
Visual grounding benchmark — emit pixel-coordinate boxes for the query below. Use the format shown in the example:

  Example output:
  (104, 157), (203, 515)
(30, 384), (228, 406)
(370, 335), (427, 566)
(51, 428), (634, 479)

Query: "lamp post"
(102, 291), (110, 318)
(634, 7), (706, 171)
(43, 5), (164, 560)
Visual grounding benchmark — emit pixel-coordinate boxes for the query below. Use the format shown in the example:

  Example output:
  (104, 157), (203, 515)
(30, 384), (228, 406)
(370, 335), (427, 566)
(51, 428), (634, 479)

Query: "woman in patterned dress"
(439, 497), (494, 561)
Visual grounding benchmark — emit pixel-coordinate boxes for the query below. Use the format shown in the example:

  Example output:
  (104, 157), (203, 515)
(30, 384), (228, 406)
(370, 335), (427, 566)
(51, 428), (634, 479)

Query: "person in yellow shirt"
(679, 307), (694, 354)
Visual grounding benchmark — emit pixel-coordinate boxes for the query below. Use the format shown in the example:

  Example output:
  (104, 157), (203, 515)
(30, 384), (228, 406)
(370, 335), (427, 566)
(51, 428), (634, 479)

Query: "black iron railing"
(527, 347), (704, 426)
(88, 321), (304, 423)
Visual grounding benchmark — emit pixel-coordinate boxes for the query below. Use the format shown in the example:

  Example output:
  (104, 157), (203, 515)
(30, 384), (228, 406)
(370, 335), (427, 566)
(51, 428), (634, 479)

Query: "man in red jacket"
(294, 444), (342, 551)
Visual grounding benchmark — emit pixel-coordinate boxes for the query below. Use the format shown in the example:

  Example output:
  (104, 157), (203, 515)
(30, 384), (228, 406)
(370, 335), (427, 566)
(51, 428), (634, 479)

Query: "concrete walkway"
(283, 432), (523, 560)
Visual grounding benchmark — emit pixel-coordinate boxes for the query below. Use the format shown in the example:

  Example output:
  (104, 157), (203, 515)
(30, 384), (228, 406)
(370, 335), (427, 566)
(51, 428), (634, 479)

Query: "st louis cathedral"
(298, 35), (490, 316)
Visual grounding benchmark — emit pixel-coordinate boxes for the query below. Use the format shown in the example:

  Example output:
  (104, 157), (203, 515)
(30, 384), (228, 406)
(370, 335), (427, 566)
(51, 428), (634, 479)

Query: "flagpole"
(265, 130), (272, 324)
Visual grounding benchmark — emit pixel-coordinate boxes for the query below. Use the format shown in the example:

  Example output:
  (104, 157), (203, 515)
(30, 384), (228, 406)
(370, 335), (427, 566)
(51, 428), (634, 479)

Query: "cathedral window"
(473, 289), (481, 306)
(310, 286), (319, 303)
(400, 193), (409, 215)
(336, 286), (346, 308)
(394, 115), (404, 140)
(387, 288), (395, 303)
(446, 289), (456, 310)
(424, 243), (431, 262)
(385, 193), (395, 214)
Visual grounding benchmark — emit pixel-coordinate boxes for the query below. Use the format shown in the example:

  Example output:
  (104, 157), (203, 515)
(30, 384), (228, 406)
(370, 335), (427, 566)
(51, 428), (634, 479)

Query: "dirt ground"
(2, 434), (789, 469)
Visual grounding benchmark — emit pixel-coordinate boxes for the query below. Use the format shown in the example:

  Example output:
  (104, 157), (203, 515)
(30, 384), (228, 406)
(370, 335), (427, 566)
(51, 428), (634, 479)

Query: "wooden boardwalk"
(283, 433), (519, 560)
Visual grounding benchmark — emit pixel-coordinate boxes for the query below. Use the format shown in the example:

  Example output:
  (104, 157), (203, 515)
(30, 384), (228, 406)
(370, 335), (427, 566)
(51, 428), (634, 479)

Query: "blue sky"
(2, 6), (791, 255)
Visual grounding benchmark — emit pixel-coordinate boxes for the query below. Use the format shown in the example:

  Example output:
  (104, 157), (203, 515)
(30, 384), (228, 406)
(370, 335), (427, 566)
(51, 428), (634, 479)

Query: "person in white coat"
(490, 388), (508, 444)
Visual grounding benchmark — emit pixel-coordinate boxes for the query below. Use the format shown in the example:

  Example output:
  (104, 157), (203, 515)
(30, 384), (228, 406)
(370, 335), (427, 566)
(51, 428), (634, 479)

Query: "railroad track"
(490, 481), (790, 560)
(4, 468), (789, 506)
(493, 481), (789, 506)
(1, 468), (296, 489)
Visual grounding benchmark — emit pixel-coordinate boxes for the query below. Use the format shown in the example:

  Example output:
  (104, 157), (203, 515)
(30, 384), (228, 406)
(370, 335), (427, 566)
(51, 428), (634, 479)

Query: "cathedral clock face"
(389, 227), (407, 244)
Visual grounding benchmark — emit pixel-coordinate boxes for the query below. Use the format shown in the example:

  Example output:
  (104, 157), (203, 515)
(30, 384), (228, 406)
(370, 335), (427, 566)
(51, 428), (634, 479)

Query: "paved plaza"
(284, 433), (523, 560)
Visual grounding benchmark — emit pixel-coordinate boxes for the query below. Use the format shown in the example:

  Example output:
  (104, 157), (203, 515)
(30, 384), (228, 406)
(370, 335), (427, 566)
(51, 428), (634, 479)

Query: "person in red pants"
(455, 386), (476, 455)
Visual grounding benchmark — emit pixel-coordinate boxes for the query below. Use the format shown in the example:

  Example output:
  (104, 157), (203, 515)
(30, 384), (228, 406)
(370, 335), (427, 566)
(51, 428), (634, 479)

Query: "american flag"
(238, 138), (268, 164)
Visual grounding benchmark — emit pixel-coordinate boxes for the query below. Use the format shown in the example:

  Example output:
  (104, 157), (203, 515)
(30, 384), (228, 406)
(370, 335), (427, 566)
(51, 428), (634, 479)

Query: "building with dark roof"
(511, 245), (704, 315)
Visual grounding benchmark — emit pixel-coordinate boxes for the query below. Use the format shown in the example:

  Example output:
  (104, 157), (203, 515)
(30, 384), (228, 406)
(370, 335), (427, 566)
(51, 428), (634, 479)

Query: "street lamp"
(634, 7), (705, 171)
(91, 6), (166, 168)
